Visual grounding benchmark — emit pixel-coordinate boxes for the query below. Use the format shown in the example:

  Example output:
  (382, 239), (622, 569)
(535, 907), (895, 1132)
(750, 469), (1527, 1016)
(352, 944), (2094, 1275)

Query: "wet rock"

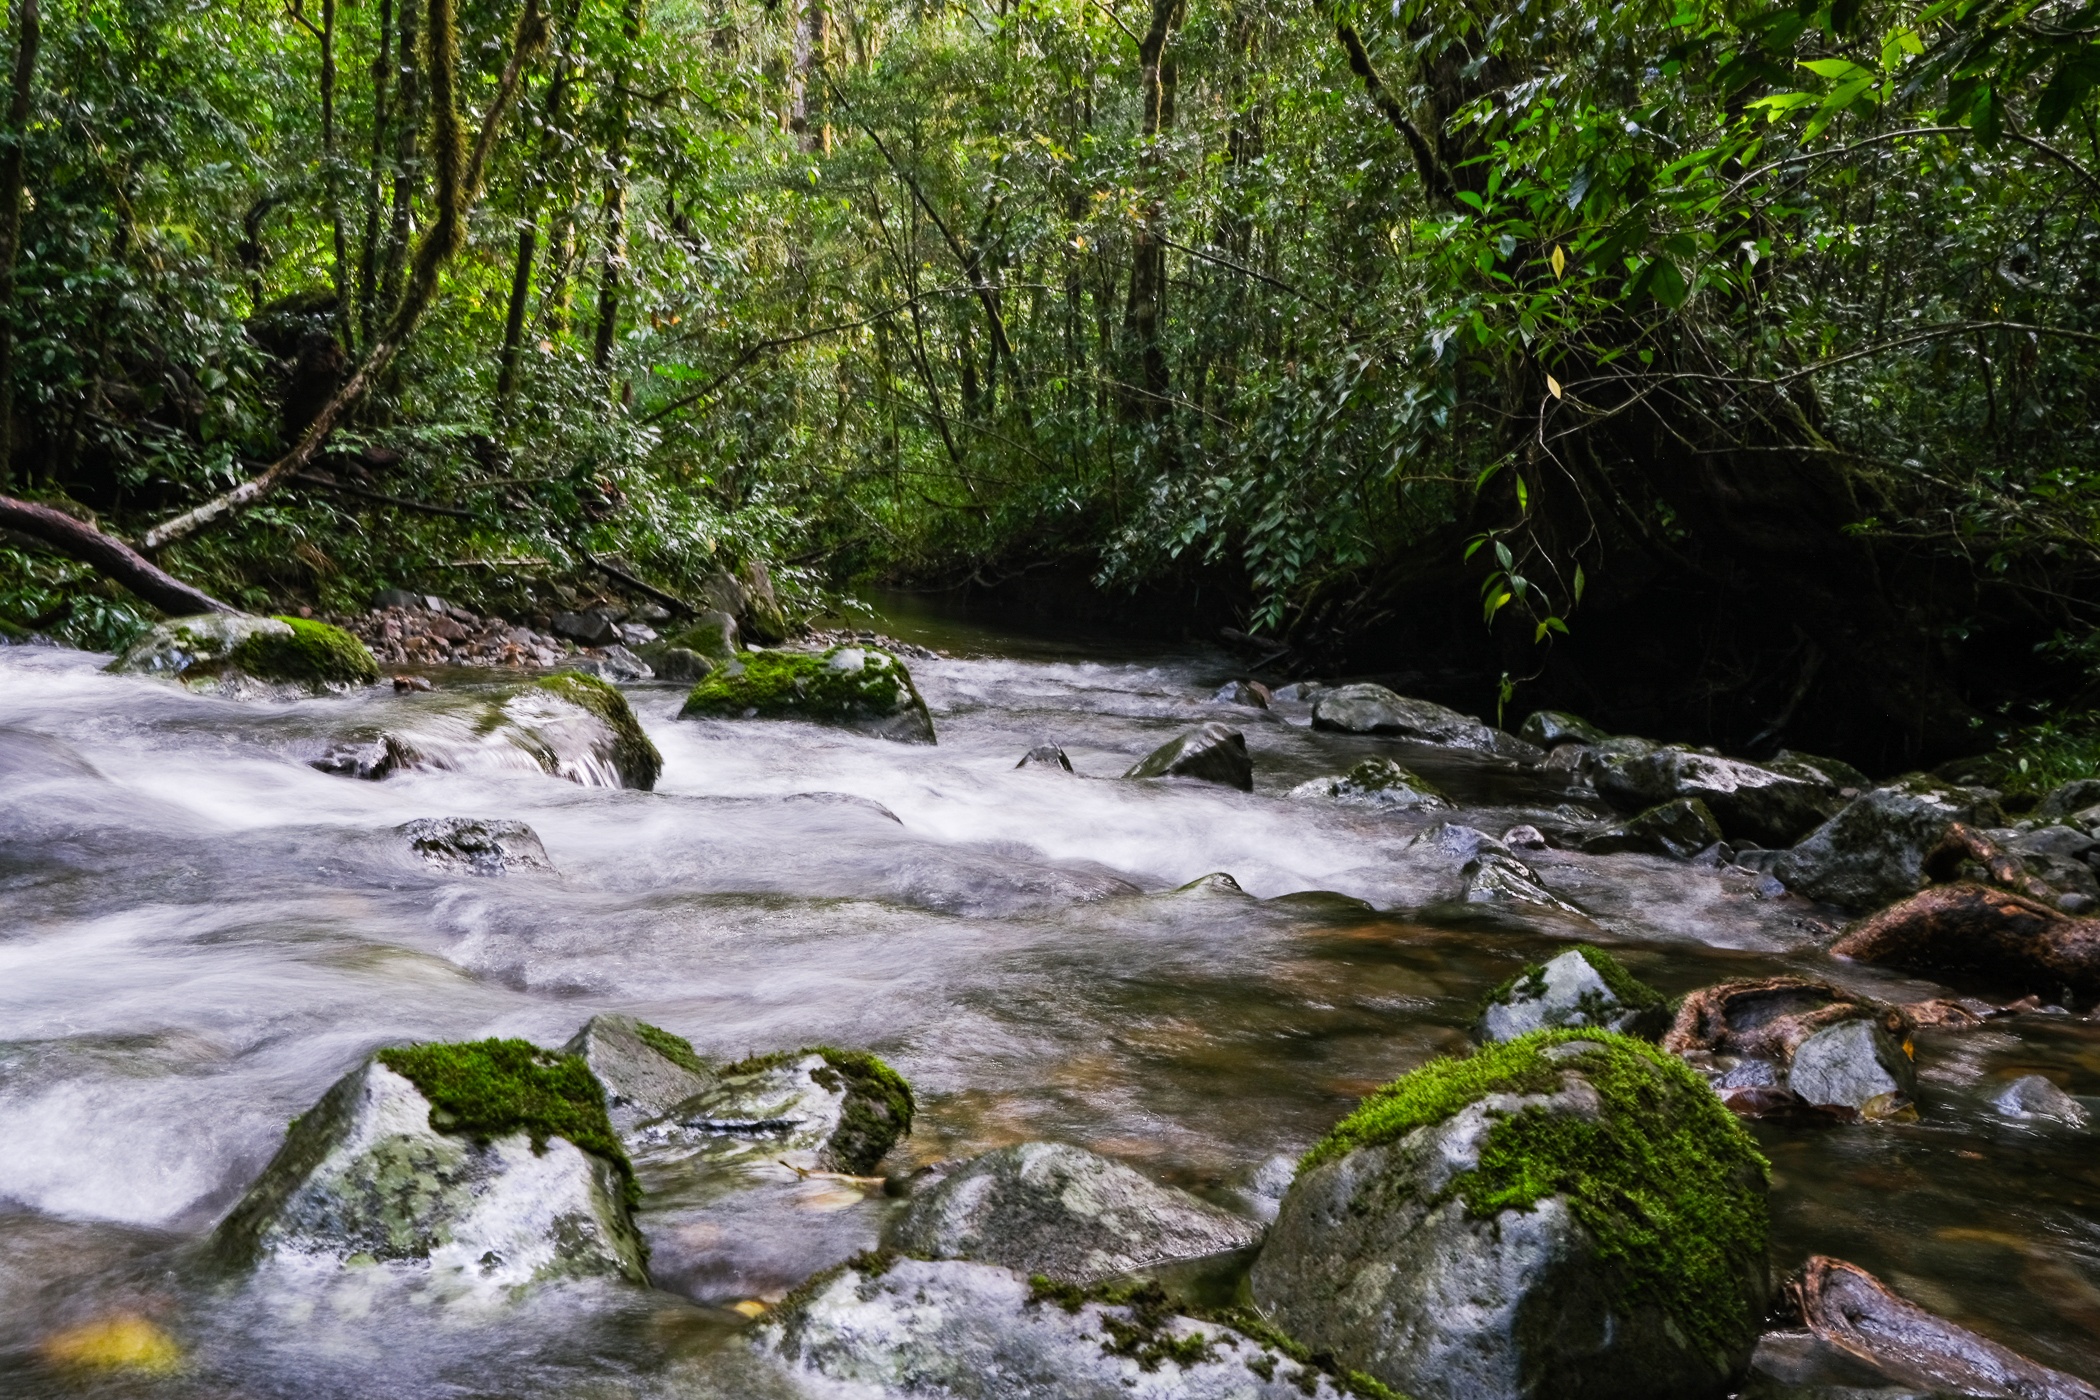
(645, 1047), (913, 1175)
(561, 1015), (715, 1136)
(1993, 1074), (2090, 1127)
(1768, 749), (1871, 795)
(1269, 681), (1324, 703)
(561, 642), (653, 682)
(213, 1041), (646, 1292)
(2010, 824), (2100, 861)
(1465, 851), (1587, 917)
(1172, 871), (1248, 896)
(679, 645), (936, 744)
(1310, 684), (1544, 763)
(1789, 1256), (2100, 1400)
(2033, 779), (2100, 825)
(1251, 1033), (1769, 1400)
(649, 646), (713, 683)
(1016, 743), (1075, 772)
(551, 609), (622, 647)
(398, 817), (552, 876)
(1123, 723), (1252, 791)
(313, 737), (399, 780)
(1287, 756), (1451, 810)
(1211, 679), (1271, 708)
(110, 613), (378, 694)
(1502, 824), (1549, 850)
(1785, 1018), (1917, 1115)
(1594, 748), (1838, 847)
(760, 1256), (1356, 1400)
(1580, 797), (1725, 859)
(662, 609), (740, 661)
(1773, 777), (2005, 912)
(1830, 882), (2100, 1001)
(887, 1142), (1263, 1285)
(1519, 710), (1610, 748)
(372, 671), (662, 790)
(1477, 946), (1672, 1042)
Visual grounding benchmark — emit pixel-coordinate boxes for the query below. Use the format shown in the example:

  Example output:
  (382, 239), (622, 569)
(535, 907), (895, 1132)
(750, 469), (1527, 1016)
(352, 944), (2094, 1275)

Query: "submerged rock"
(1784, 1018), (1917, 1116)
(1831, 882), (2100, 1001)
(1251, 1031), (1769, 1400)
(1017, 743), (1075, 772)
(678, 645), (936, 744)
(1123, 724), (1252, 791)
(760, 1256), (1358, 1400)
(366, 671), (663, 790)
(214, 1040), (646, 1292)
(1772, 777), (2004, 912)
(1663, 978), (1915, 1117)
(562, 1014), (715, 1136)
(1993, 1074), (2090, 1127)
(1580, 797), (1724, 859)
(1593, 748), (1839, 847)
(1477, 946), (1671, 1042)
(398, 817), (552, 876)
(645, 1046), (914, 1175)
(110, 613), (378, 694)
(1288, 757), (1451, 810)
(1311, 684), (1543, 763)
(887, 1142), (1263, 1286)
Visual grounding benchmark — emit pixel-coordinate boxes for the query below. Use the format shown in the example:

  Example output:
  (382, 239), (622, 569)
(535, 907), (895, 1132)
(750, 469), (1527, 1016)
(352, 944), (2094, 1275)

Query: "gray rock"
(562, 1014), (714, 1137)
(1502, 824), (1549, 850)
(373, 672), (661, 790)
(1993, 1074), (2090, 1127)
(1768, 749), (1871, 795)
(398, 817), (553, 876)
(1212, 679), (1271, 708)
(665, 610), (741, 660)
(213, 1056), (646, 1293)
(1786, 1018), (1917, 1114)
(1311, 684), (1544, 763)
(760, 1256), (1352, 1400)
(1581, 797), (1726, 859)
(1478, 947), (1671, 1042)
(1418, 822), (1511, 863)
(1519, 710), (1611, 747)
(1287, 756), (1451, 810)
(550, 609), (622, 647)
(1269, 682), (1325, 703)
(2033, 779), (2100, 825)
(644, 1047), (912, 1175)
(1773, 778), (2006, 912)
(372, 588), (424, 610)
(563, 642), (654, 681)
(1465, 852), (1588, 917)
(1252, 1038), (1767, 1400)
(887, 1141), (1262, 1285)
(108, 612), (377, 695)
(650, 646), (714, 683)
(2009, 824), (2100, 861)
(1595, 748), (1838, 847)
(1017, 743), (1075, 772)
(1123, 724), (1252, 791)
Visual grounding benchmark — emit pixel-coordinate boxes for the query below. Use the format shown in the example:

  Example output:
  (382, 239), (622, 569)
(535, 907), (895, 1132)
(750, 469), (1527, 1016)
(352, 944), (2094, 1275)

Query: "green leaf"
(1647, 256), (1689, 308)
(1573, 564), (1587, 603)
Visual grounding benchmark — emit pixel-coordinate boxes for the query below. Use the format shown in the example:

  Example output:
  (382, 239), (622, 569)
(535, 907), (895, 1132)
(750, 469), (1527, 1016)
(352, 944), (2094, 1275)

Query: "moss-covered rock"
(678, 645), (935, 744)
(1288, 757), (1451, 810)
(1771, 776), (2005, 911)
(1123, 723), (1253, 790)
(1579, 797), (1724, 859)
(561, 1013), (715, 1135)
(528, 671), (662, 788)
(214, 1039), (647, 1296)
(1476, 946), (1672, 1042)
(1251, 1030), (1769, 1400)
(109, 613), (378, 693)
(348, 670), (661, 790)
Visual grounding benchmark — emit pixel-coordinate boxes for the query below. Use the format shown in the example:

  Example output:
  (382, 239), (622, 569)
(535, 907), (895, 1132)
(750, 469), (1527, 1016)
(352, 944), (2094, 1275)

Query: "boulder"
(1767, 749), (1871, 795)
(1993, 1074), (2090, 1127)
(109, 613), (378, 694)
(1477, 947), (1671, 1042)
(643, 1046), (914, 1175)
(1465, 851), (1587, 918)
(663, 609), (740, 661)
(563, 643), (653, 682)
(398, 817), (553, 876)
(1593, 748), (1838, 847)
(1784, 1018), (1917, 1115)
(1662, 978), (1915, 1118)
(213, 1039), (646, 1292)
(2033, 778), (2100, 825)
(887, 1142), (1263, 1285)
(550, 610), (621, 647)
(1579, 798), (1724, 859)
(365, 671), (662, 790)
(649, 646), (713, 683)
(1212, 679), (1271, 708)
(1789, 1256), (2100, 1400)
(1519, 710), (1610, 748)
(1123, 724), (1252, 791)
(1772, 777), (2005, 912)
(1830, 882), (2100, 1000)
(561, 1014), (715, 1136)
(679, 645), (936, 744)
(1250, 1032), (1769, 1400)
(1016, 744), (1075, 772)
(1310, 684), (1544, 763)
(1288, 757), (1451, 810)
(760, 1256), (1360, 1399)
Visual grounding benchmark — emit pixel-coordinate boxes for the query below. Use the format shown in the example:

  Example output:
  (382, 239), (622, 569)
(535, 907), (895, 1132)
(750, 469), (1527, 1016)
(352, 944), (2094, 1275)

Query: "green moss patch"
(534, 670), (662, 789)
(723, 1045), (916, 1173)
(1478, 945), (1668, 1028)
(376, 1038), (638, 1205)
(634, 1020), (711, 1078)
(679, 647), (912, 723)
(229, 616), (379, 686)
(1301, 1030), (1768, 1366)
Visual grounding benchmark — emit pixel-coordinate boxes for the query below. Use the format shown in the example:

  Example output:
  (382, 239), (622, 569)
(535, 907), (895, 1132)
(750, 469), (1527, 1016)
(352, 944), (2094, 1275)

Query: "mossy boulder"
(1289, 757), (1452, 811)
(651, 1045), (914, 1175)
(110, 613), (378, 694)
(1593, 748), (1841, 848)
(678, 645), (935, 744)
(562, 1014), (715, 1136)
(887, 1142), (1264, 1285)
(214, 1039), (647, 1295)
(1476, 947), (1671, 1042)
(1250, 1031), (1770, 1400)
(1579, 797), (1724, 859)
(347, 670), (662, 790)
(1518, 710), (1610, 748)
(1772, 776), (2005, 911)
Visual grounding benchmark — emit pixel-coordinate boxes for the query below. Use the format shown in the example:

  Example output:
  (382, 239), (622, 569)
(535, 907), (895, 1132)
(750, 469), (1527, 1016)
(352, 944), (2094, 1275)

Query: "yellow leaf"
(39, 1316), (182, 1375)
(1550, 244), (1566, 280)
(731, 1299), (771, 1319)
(1546, 375), (1563, 399)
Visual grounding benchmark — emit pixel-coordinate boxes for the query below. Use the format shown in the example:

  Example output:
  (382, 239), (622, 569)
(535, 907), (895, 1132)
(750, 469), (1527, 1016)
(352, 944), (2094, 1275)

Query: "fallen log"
(0, 494), (234, 615)
(1660, 976), (1898, 1063)
(1789, 1255), (2100, 1399)
(1831, 882), (2100, 1001)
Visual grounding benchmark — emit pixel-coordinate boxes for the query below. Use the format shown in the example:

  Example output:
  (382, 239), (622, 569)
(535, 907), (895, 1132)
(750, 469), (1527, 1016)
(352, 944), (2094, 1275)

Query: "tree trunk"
(356, 0), (394, 349)
(591, 0), (644, 373)
(1119, 0), (1178, 424)
(321, 0), (347, 320)
(378, 0), (423, 320)
(0, 0), (39, 491)
(495, 0), (584, 415)
(0, 495), (233, 614)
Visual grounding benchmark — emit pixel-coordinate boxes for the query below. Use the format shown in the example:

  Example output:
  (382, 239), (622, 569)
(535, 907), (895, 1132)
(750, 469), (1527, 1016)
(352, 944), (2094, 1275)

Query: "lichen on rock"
(648, 1045), (915, 1176)
(678, 645), (935, 744)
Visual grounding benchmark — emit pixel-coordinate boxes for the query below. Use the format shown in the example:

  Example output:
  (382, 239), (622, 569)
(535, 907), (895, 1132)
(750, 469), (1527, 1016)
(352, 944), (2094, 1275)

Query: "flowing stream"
(2, 601), (2098, 1397)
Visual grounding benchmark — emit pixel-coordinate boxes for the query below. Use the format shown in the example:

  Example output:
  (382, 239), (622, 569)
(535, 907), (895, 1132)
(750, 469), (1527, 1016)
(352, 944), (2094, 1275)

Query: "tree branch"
(1336, 23), (1455, 207)
(0, 496), (236, 614)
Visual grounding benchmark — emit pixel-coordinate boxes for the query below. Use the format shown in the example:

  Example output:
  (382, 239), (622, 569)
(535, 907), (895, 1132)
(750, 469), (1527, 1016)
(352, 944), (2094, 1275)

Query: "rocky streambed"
(1, 608), (2098, 1399)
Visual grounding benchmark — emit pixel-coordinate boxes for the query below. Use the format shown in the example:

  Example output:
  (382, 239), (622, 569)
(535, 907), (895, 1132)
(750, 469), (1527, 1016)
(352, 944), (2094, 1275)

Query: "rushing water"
(1, 604), (2097, 1397)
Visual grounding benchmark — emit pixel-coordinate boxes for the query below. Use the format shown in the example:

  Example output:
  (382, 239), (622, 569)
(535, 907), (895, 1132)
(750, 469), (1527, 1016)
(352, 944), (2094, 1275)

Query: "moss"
(633, 1021), (710, 1078)
(534, 670), (663, 789)
(1478, 945), (1668, 1025)
(679, 646), (912, 723)
(228, 616), (379, 686)
(1342, 758), (1445, 800)
(1300, 1030), (1768, 1368)
(723, 1045), (916, 1174)
(376, 1038), (639, 1206)
(772, 1248), (899, 1320)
